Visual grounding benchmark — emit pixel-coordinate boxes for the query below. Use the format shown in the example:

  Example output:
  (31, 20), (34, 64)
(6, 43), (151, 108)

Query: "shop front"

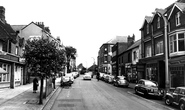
(169, 56), (185, 88)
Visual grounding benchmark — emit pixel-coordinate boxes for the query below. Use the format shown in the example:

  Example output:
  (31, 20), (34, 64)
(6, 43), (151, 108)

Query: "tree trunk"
(39, 77), (44, 104)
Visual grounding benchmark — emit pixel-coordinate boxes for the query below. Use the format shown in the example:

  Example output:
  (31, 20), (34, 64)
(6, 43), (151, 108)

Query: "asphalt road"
(43, 75), (178, 110)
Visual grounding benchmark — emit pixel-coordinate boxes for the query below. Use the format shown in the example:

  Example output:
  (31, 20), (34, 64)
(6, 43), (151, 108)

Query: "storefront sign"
(136, 63), (145, 72)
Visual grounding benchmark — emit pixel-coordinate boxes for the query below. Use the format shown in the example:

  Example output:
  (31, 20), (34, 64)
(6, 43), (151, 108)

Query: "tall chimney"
(0, 6), (6, 23)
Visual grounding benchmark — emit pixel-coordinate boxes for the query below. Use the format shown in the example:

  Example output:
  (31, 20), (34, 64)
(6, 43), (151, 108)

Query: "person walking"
(33, 77), (39, 93)
(52, 76), (56, 89)
(96, 71), (100, 81)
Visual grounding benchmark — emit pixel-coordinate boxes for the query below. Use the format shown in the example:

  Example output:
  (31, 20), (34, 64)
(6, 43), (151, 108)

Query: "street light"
(155, 9), (169, 92)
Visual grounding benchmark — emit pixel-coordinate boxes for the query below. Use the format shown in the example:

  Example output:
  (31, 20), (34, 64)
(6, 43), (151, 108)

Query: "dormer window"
(176, 12), (180, 26)
(147, 24), (149, 34)
(157, 17), (160, 28)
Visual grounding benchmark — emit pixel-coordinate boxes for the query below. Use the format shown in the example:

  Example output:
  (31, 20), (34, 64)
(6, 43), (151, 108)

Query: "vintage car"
(165, 87), (185, 110)
(135, 79), (162, 98)
(60, 75), (73, 86)
(113, 76), (129, 87)
(83, 72), (92, 80)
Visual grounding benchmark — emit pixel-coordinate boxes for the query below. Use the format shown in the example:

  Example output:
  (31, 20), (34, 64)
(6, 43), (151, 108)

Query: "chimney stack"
(0, 6), (6, 23)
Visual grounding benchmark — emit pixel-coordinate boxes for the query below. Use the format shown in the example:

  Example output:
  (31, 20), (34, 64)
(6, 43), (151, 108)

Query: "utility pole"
(156, 9), (169, 93)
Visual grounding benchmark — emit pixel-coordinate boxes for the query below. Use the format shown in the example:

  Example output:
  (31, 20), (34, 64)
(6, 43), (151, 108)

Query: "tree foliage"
(24, 38), (66, 78)
(65, 46), (77, 60)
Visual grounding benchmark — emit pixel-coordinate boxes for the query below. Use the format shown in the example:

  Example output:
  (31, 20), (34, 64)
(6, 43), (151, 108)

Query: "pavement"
(0, 77), (61, 110)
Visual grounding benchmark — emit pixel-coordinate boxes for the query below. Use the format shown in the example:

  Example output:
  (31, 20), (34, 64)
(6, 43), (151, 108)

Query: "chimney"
(0, 6), (6, 23)
(127, 34), (135, 47)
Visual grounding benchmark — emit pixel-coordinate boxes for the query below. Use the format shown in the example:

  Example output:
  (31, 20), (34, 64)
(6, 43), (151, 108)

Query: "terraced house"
(0, 6), (25, 88)
(140, 0), (185, 89)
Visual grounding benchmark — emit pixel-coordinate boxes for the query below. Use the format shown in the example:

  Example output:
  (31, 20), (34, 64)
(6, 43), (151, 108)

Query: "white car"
(83, 73), (92, 80)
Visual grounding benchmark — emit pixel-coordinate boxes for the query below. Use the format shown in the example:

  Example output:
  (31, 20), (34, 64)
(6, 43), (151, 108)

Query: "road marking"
(127, 91), (175, 110)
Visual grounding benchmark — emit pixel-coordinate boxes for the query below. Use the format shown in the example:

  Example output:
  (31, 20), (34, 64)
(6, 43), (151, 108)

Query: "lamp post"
(156, 9), (169, 93)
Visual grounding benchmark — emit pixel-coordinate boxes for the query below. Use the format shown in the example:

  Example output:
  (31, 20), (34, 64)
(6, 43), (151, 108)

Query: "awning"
(0, 68), (7, 74)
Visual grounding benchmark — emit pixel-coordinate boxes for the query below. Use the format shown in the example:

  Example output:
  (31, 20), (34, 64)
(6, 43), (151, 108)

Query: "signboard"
(136, 63), (145, 72)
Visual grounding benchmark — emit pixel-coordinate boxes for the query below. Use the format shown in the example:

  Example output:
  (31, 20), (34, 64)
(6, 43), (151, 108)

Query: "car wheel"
(135, 88), (138, 94)
(144, 91), (149, 98)
(165, 97), (171, 106)
(180, 102), (185, 110)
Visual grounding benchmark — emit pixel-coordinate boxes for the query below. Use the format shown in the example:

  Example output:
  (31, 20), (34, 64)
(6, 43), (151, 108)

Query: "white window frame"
(169, 32), (185, 56)
(176, 12), (181, 26)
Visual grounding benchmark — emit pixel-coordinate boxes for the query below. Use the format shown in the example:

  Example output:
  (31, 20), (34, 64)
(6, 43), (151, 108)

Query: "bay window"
(170, 32), (185, 54)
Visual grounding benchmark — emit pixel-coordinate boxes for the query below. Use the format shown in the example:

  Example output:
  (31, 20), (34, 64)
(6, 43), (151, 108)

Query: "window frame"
(176, 11), (181, 26)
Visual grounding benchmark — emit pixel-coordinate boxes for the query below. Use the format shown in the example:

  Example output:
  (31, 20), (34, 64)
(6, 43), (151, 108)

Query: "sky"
(1, 0), (176, 68)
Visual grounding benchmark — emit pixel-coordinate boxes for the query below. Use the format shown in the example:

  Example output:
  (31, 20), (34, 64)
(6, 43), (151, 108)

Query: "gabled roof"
(127, 39), (141, 50)
(0, 20), (17, 43)
(151, 8), (167, 23)
(11, 25), (26, 31)
(140, 16), (152, 30)
(168, 2), (185, 20)
(21, 21), (39, 30)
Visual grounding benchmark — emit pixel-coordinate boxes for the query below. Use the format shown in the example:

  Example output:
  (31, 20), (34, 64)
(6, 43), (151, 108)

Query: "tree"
(65, 46), (77, 73)
(24, 38), (65, 104)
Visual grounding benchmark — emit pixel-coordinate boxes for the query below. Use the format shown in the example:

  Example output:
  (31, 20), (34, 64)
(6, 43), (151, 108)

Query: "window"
(145, 45), (151, 57)
(176, 12), (180, 26)
(170, 33), (185, 53)
(133, 51), (137, 60)
(157, 17), (160, 28)
(15, 46), (18, 55)
(147, 24), (149, 34)
(170, 34), (177, 53)
(155, 41), (163, 55)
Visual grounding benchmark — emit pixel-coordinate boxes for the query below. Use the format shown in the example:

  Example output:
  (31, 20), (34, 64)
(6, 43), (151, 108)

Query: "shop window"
(170, 66), (185, 87)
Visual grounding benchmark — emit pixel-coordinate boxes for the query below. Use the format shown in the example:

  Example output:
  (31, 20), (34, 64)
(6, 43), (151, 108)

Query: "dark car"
(113, 76), (129, 87)
(135, 79), (162, 98)
(165, 87), (185, 110)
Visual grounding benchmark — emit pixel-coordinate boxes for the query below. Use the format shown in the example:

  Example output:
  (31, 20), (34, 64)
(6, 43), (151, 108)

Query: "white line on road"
(127, 91), (175, 110)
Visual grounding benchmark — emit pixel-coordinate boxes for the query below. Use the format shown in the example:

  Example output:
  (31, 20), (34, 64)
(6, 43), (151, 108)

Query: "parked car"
(83, 72), (92, 80)
(135, 79), (162, 98)
(60, 75), (73, 86)
(104, 74), (110, 83)
(108, 75), (115, 84)
(113, 76), (129, 87)
(165, 87), (185, 110)
(99, 72), (104, 80)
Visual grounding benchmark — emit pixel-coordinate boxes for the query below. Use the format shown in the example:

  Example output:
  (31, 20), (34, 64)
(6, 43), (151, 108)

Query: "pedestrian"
(52, 76), (56, 89)
(96, 72), (100, 81)
(33, 77), (38, 93)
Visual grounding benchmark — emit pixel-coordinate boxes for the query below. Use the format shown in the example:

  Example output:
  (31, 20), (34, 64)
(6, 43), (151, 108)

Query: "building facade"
(0, 6), (25, 88)
(140, 1), (185, 88)
(98, 43), (113, 74)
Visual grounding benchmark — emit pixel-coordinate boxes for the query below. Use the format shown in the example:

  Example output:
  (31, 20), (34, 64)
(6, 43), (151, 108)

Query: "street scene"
(1, 0), (185, 110)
